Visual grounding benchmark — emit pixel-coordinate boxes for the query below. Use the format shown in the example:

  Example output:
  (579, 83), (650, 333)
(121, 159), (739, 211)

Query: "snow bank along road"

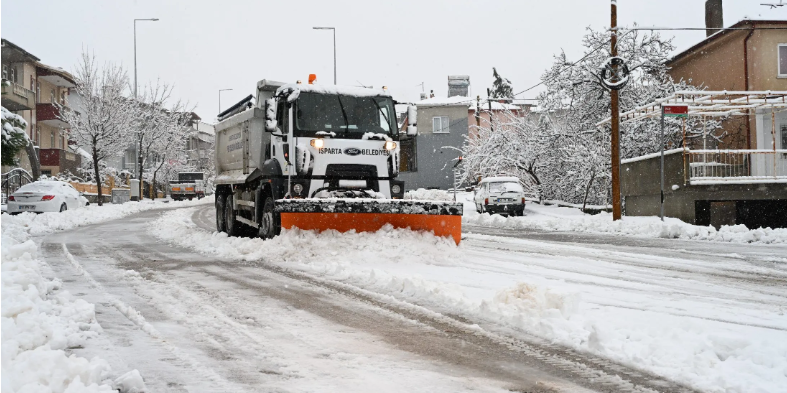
(39, 203), (786, 392)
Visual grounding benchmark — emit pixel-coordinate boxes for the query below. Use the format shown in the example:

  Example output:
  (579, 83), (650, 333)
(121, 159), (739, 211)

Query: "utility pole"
(134, 18), (159, 201)
(610, 0), (622, 220)
(476, 95), (481, 129)
(486, 88), (494, 133)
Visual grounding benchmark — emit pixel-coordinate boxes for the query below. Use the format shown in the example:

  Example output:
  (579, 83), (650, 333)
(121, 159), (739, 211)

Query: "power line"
(618, 26), (787, 31)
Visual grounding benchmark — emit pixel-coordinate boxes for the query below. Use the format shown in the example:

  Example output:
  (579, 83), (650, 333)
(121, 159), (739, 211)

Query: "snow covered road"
(35, 203), (787, 392)
(40, 207), (608, 393)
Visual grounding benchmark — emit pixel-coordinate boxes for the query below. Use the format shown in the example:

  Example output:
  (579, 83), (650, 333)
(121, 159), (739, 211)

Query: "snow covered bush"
(2, 105), (29, 167)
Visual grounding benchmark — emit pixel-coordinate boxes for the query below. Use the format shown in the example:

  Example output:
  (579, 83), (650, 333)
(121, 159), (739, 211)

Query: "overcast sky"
(2, 0), (783, 120)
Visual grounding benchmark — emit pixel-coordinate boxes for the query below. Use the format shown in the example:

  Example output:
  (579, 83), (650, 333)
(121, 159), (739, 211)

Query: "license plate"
(19, 205), (36, 210)
(497, 198), (513, 202)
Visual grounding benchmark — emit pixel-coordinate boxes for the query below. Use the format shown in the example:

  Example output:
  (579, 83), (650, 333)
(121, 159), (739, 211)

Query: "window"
(50, 89), (55, 104)
(781, 125), (787, 158)
(432, 116), (450, 133)
(36, 82), (40, 103)
(10, 66), (16, 83)
(2, 64), (7, 80)
(50, 130), (55, 148)
(780, 44), (787, 77)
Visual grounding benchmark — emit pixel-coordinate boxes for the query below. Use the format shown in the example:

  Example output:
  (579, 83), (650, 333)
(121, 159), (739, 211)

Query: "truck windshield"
(294, 92), (397, 138)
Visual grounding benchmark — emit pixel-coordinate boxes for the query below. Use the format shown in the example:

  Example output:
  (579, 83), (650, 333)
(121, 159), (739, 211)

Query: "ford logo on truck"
(344, 147), (361, 156)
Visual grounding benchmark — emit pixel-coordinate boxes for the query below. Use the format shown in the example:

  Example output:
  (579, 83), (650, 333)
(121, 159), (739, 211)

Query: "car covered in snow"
(473, 177), (526, 216)
(6, 180), (88, 214)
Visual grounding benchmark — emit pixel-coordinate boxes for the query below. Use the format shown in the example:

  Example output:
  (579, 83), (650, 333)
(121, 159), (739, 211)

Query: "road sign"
(663, 105), (688, 117)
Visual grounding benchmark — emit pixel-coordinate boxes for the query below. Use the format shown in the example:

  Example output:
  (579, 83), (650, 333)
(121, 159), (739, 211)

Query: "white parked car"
(473, 177), (526, 216)
(6, 180), (88, 214)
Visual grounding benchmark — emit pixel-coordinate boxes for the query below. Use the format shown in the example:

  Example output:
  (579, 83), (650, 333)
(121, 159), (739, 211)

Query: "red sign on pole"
(663, 105), (689, 117)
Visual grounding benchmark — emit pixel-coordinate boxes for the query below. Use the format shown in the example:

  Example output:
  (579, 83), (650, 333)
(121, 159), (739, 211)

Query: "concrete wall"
(622, 151), (787, 227)
(397, 104), (467, 190)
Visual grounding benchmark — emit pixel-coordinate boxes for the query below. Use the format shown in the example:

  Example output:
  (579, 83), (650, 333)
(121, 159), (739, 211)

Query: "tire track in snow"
(182, 205), (702, 393)
(59, 243), (242, 391)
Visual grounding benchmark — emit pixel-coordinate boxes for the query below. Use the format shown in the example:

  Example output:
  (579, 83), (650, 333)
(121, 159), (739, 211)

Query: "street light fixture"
(218, 88), (233, 115)
(133, 17), (158, 199)
(313, 27), (336, 84)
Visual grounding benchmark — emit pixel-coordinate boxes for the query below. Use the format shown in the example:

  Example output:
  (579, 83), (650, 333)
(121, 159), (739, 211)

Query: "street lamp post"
(218, 88), (233, 115)
(133, 18), (158, 200)
(313, 27), (336, 84)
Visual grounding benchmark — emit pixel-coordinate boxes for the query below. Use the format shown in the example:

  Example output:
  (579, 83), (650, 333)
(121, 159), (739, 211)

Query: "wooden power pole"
(610, 0), (622, 220)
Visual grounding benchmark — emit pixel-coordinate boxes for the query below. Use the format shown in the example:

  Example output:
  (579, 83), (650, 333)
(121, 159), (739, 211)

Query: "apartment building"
(1, 39), (80, 176)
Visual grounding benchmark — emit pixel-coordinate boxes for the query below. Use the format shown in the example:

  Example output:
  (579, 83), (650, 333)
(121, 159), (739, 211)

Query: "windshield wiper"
(371, 99), (393, 133)
(336, 95), (349, 136)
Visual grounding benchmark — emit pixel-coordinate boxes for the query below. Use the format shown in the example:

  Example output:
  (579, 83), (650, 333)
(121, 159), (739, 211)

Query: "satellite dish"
(599, 57), (630, 91)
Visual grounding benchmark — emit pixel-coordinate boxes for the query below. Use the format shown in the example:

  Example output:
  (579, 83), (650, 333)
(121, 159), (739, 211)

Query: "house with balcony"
(397, 76), (528, 190)
(1, 39), (80, 177)
(617, 19), (787, 229)
(185, 113), (215, 171)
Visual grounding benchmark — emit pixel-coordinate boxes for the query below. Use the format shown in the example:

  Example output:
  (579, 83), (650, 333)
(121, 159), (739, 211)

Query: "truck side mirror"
(407, 105), (417, 136)
(264, 98), (277, 132)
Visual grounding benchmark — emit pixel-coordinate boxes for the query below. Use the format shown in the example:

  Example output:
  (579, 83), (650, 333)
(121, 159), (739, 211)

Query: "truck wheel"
(215, 194), (227, 232)
(225, 194), (239, 237)
(258, 196), (280, 239)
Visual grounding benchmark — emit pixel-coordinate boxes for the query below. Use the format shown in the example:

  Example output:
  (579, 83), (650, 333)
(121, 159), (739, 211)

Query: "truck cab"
(213, 79), (420, 239)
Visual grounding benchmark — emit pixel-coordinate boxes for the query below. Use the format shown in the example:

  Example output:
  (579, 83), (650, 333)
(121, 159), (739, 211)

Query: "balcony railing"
(687, 149), (787, 184)
(1, 82), (36, 111)
(36, 103), (71, 127)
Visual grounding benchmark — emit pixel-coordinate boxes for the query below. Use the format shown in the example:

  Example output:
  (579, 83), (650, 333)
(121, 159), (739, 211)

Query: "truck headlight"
(293, 183), (304, 195)
(384, 141), (397, 150)
(310, 138), (324, 148)
(391, 184), (401, 194)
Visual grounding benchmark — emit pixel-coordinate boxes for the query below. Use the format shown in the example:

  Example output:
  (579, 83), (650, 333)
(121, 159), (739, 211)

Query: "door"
(62, 183), (79, 209)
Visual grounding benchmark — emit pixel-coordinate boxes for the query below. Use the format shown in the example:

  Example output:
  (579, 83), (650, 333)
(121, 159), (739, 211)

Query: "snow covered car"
(6, 180), (87, 214)
(473, 177), (526, 216)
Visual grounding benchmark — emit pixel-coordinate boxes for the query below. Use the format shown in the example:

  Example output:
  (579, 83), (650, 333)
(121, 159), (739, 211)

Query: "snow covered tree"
(2, 105), (29, 167)
(490, 68), (514, 99)
(57, 51), (136, 206)
(535, 26), (713, 205)
(464, 27), (716, 207)
(460, 108), (543, 194)
(134, 81), (193, 199)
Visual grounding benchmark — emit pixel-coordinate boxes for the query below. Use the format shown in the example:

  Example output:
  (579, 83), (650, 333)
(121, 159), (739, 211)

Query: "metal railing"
(2, 168), (34, 202)
(687, 149), (787, 182)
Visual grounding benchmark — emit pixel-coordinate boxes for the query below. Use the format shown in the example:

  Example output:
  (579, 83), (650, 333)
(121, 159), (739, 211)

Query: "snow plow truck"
(213, 78), (463, 244)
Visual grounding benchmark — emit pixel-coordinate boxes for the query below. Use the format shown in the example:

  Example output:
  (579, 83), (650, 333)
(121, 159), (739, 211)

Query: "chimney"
(705, 0), (723, 37)
(447, 75), (470, 97)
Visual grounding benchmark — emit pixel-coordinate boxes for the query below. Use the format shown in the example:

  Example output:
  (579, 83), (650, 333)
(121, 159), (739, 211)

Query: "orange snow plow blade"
(276, 199), (463, 244)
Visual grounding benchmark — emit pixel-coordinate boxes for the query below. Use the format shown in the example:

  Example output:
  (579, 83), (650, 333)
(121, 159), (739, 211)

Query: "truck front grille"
(324, 164), (379, 191)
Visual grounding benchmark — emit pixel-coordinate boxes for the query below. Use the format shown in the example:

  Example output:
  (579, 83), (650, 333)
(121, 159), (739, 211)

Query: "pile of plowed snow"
(1, 197), (210, 392)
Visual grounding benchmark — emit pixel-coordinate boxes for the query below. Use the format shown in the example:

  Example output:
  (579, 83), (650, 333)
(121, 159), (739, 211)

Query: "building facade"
(667, 19), (787, 150)
(2, 39), (80, 176)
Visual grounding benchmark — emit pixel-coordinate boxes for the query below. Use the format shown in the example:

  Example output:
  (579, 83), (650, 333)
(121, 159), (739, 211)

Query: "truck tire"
(215, 194), (227, 232)
(225, 194), (240, 237)
(258, 196), (280, 239)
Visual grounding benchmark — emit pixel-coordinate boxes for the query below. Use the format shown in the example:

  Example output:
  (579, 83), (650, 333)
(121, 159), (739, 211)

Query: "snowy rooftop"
(276, 83), (392, 99)
(416, 96), (520, 111)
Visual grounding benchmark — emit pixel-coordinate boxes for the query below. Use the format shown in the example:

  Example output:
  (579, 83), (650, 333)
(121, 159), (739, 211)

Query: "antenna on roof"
(761, 0), (784, 8)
